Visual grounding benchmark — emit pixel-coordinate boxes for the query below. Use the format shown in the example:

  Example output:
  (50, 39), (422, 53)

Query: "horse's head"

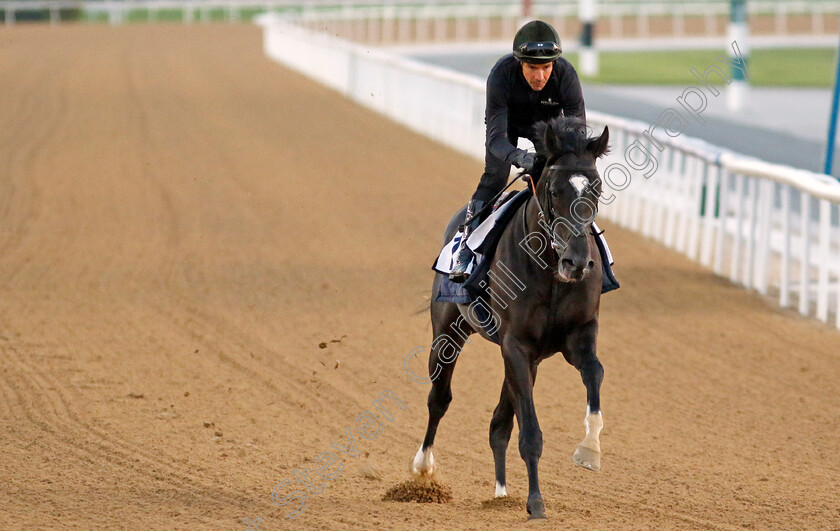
(532, 116), (609, 282)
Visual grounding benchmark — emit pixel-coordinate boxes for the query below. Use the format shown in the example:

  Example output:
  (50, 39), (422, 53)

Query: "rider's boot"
(592, 223), (620, 294)
(449, 199), (485, 283)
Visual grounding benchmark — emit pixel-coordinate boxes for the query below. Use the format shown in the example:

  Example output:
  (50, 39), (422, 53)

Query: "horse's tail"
(413, 294), (431, 316)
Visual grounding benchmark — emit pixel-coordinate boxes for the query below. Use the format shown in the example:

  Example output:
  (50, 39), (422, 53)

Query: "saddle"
(432, 190), (528, 278)
(432, 188), (619, 312)
(432, 189), (532, 343)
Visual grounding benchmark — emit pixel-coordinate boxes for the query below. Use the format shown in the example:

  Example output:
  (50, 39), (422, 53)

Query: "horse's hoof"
(526, 497), (546, 520)
(572, 444), (601, 472)
(410, 462), (436, 479)
(411, 446), (436, 478)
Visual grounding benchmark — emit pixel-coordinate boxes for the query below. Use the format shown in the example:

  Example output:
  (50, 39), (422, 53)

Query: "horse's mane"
(532, 116), (591, 159)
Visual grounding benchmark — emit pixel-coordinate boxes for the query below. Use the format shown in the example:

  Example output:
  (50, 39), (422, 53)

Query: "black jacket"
(485, 54), (585, 164)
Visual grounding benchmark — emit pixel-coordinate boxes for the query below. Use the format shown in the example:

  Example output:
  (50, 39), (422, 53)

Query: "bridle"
(527, 158), (598, 252)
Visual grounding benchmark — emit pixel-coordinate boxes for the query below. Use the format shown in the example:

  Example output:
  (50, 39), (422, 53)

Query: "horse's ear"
(587, 126), (610, 158)
(543, 122), (560, 155)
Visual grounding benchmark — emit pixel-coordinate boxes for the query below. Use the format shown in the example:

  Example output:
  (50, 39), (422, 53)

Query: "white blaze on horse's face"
(553, 173), (595, 282)
(569, 174), (589, 197)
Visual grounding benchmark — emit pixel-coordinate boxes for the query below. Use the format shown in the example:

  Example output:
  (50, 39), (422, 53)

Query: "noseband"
(527, 161), (598, 252)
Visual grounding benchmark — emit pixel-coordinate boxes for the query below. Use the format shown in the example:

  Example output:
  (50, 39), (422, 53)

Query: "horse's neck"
(489, 197), (559, 298)
(520, 197), (559, 270)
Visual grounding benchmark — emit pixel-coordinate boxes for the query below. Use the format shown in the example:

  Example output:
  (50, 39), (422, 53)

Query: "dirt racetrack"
(1, 23), (839, 530)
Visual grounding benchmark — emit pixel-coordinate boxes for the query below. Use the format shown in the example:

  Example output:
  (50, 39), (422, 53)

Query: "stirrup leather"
(449, 199), (484, 282)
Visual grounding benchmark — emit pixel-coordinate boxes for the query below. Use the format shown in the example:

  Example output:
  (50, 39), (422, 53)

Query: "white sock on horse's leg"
(582, 404), (603, 452)
(495, 481), (508, 498)
(411, 445), (435, 477)
(573, 404), (603, 471)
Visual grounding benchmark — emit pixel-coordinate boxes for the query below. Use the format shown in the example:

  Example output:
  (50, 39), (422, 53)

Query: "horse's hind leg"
(412, 301), (471, 478)
(565, 322), (604, 472)
(489, 385), (514, 497)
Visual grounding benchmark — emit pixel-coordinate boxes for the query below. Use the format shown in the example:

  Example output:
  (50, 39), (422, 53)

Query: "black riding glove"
(512, 151), (536, 171)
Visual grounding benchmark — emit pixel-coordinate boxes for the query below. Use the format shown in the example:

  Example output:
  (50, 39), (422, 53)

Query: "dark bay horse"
(413, 116), (610, 520)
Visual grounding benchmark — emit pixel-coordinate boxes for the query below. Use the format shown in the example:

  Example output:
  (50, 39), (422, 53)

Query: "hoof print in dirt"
(358, 464), (382, 481)
(480, 496), (523, 510)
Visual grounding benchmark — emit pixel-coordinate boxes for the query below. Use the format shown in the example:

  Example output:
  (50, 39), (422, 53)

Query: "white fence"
(259, 14), (840, 329)
(260, 17), (487, 158)
(2, 0), (839, 39)
(588, 117), (840, 327)
(288, 0), (840, 43)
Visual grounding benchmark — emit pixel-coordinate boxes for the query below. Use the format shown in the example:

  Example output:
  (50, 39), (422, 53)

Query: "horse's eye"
(549, 189), (560, 197)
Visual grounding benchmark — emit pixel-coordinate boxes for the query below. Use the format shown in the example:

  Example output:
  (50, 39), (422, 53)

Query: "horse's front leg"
(565, 321), (604, 472)
(501, 338), (545, 520)
(489, 363), (539, 499)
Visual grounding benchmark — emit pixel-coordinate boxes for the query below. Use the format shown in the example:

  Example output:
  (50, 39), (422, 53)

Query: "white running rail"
(258, 15), (840, 329)
(3, 0), (839, 39)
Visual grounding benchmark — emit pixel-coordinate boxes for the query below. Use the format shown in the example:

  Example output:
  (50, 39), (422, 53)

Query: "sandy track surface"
(0, 24), (838, 530)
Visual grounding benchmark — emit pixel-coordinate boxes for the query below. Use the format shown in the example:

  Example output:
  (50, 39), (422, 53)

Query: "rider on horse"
(450, 20), (596, 283)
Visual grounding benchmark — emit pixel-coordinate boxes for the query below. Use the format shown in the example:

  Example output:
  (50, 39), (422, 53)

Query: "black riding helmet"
(512, 20), (561, 64)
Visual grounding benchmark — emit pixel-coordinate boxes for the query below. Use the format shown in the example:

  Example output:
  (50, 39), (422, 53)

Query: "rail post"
(579, 0), (598, 76)
(727, 0), (749, 112)
(824, 33), (840, 177)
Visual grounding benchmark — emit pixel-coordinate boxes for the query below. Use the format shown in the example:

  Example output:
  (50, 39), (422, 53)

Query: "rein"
(461, 153), (599, 256)
(461, 172), (525, 228)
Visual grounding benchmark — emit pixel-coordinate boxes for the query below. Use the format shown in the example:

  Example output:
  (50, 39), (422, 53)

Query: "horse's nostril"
(562, 259), (574, 269)
(588, 260), (595, 269)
